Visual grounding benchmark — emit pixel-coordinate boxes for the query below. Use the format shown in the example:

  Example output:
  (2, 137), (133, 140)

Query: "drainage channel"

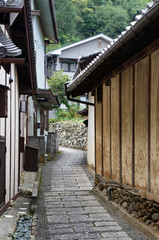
(13, 214), (32, 240)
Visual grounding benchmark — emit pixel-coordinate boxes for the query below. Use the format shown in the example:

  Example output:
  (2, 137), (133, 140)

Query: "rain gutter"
(65, 83), (94, 106)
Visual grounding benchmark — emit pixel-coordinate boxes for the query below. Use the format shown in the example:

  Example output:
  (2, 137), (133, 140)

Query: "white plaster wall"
(19, 96), (27, 177)
(0, 67), (5, 137)
(31, 0), (35, 9)
(28, 97), (34, 136)
(5, 72), (11, 203)
(61, 38), (110, 59)
(32, 13), (45, 89)
(87, 93), (95, 168)
(20, 95), (27, 141)
(37, 106), (41, 136)
(0, 116), (5, 136)
(5, 74), (10, 203)
(0, 68), (9, 203)
(10, 64), (17, 198)
(14, 67), (19, 195)
(2, 64), (20, 203)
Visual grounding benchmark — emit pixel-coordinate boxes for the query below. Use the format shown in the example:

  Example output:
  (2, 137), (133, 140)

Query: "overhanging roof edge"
(67, 1), (159, 94)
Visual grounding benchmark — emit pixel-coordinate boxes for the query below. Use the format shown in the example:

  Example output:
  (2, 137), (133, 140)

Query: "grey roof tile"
(67, 0), (159, 92)
(0, 26), (22, 57)
(0, 0), (22, 7)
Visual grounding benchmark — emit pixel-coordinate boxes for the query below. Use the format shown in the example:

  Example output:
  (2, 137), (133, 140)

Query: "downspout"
(65, 83), (94, 106)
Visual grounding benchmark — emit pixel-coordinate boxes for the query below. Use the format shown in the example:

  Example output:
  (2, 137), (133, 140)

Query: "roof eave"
(67, 1), (159, 96)
(35, 0), (59, 42)
(48, 0), (59, 42)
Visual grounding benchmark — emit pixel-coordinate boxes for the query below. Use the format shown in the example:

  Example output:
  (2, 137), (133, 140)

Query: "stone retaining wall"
(95, 176), (159, 233)
(49, 122), (88, 150)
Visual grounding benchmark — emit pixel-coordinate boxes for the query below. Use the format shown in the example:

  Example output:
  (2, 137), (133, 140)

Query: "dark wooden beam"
(0, 58), (25, 64)
(0, 12), (9, 24)
(12, 29), (26, 38)
(19, 83), (32, 95)
(0, 7), (23, 13)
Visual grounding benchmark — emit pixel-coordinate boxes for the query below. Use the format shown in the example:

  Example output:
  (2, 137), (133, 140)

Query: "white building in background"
(48, 34), (113, 169)
(47, 34), (113, 79)
(47, 34), (113, 116)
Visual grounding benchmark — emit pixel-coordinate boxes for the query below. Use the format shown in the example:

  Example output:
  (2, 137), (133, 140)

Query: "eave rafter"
(0, 57), (25, 64)
(0, 0), (24, 24)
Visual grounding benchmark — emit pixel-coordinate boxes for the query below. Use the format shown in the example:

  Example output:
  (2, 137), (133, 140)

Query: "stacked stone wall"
(49, 122), (88, 150)
(95, 176), (159, 233)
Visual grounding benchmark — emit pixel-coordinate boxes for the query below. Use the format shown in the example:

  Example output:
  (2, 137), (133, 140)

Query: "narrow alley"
(35, 148), (148, 240)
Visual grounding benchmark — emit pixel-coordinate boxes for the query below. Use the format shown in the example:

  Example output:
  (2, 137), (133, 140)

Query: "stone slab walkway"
(37, 147), (134, 240)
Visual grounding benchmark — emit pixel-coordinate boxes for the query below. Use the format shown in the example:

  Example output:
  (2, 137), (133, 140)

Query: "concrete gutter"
(95, 189), (159, 240)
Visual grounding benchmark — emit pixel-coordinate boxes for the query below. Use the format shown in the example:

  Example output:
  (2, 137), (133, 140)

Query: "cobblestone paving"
(39, 147), (135, 240)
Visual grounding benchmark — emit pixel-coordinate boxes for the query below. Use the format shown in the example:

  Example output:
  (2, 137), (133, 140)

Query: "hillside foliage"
(47, 0), (150, 51)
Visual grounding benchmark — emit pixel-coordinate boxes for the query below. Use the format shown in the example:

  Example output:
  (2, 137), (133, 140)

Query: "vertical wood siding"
(103, 84), (111, 178)
(111, 75), (120, 181)
(95, 49), (159, 196)
(121, 68), (133, 186)
(150, 49), (159, 195)
(134, 57), (148, 189)
(95, 93), (102, 175)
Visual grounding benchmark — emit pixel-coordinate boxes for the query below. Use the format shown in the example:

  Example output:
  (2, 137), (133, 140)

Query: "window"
(60, 58), (77, 72)
(61, 63), (69, 72)
(70, 63), (77, 72)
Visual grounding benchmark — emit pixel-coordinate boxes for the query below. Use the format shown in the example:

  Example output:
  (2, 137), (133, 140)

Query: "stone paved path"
(40, 147), (133, 240)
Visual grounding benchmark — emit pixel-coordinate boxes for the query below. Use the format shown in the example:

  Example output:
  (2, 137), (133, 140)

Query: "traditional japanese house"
(0, 0), (37, 215)
(26, 0), (60, 165)
(0, 0), (59, 216)
(66, 0), (159, 203)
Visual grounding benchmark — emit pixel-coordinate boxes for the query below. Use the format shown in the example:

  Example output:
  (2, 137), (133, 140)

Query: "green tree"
(113, 0), (150, 21)
(95, 3), (129, 38)
(52, 0), (150, 49)
(48, 69), (71, 109)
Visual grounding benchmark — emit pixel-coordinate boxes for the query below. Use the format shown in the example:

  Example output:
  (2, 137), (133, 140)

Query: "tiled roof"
(67, 0), (159, 93)
(0, 26), (22, 57)
(49, 34), (113, 56)
(0, 0), (22, 7)
(36, 89), (61, 109)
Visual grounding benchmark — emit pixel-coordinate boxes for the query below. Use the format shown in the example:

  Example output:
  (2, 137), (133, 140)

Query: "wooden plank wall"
(134, 57), (148, 189)
(121, 68), (133, 186)
(103, 84), (111, 179)
(95, 49), (159, 196)
(151, 49), (159, 195)
(111, 75), (120, 182)
(95, 94), (102, 175)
